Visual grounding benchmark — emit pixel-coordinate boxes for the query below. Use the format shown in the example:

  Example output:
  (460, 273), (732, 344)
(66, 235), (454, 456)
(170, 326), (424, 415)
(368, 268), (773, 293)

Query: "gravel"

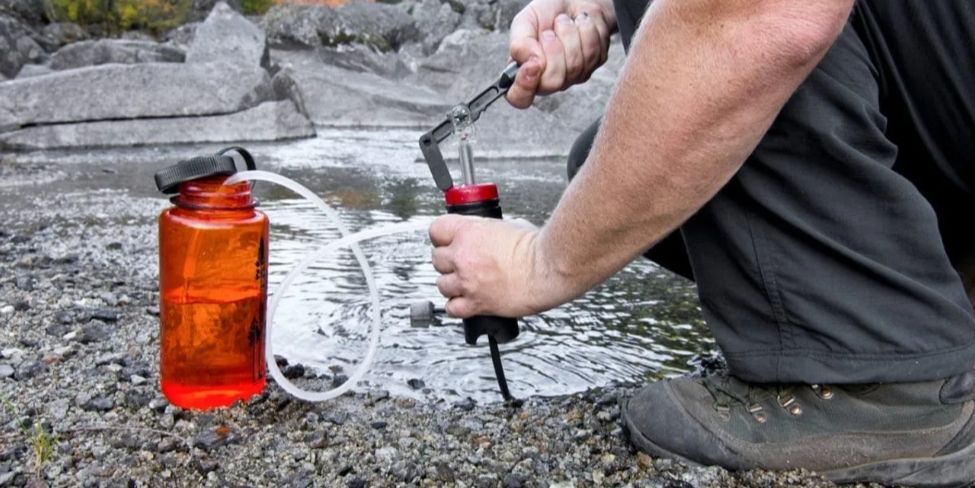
(0, 163), (864, 487)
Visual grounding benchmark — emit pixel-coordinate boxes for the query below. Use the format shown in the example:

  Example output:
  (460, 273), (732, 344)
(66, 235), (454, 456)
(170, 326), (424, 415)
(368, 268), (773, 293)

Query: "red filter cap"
(444, 183), (499, 206)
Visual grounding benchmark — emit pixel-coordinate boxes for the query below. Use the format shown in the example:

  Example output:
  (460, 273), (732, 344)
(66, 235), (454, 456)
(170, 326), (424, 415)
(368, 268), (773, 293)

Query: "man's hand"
(428, 215), (577, 318)
(507, 0), (617, 108)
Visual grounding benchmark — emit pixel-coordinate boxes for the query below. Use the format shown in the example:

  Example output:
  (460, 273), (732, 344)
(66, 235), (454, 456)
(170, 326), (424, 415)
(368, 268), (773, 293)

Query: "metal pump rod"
(419, 62), (519, 190)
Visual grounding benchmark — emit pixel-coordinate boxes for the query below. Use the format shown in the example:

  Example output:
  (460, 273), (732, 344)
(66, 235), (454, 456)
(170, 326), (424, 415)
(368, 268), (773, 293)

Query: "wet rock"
(407, 378), (425, 390)
(0, 99), (314, 150)
(187, 2), (269, 69)
(0, 14), (45, 78)
(282, 363), (305, 379)
(0, 364), (13, 378)
(0, 61), (271, 131)
(454, 398), (475, 411)
(49, 40), (185, 71)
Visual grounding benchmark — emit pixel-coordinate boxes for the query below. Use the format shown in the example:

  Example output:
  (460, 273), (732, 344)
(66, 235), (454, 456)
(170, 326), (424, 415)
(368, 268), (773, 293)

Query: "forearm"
(536, 0), (853, 300)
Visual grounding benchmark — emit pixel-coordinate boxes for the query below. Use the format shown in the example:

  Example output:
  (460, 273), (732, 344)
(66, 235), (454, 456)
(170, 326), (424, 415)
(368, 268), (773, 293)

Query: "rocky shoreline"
(0, 0), (615, 159)
(0, 159), (865, 487)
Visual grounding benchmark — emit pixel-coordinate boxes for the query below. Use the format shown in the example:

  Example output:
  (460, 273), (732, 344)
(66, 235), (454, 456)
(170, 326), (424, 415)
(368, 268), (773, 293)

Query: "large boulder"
(35, 22), (88, 52)
(187, 1), (269, 69)
(0, 14), (45, 78)
(410, 29), (509, 100)
(262, 2), (418, 51)
(316, 44), (412, 79)
(402, 0), (461, 54)
(0, 62), (271, 131)
(0, 0), (46, 25)
(273, 49), (447, 127)
(458, 0), (529, 31)
(49, 39), (185, 71)
(0, 100), (314, 150)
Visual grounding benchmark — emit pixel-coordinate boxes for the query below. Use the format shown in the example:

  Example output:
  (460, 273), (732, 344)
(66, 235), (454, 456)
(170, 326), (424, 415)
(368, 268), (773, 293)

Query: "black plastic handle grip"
(445, 198), (520, 346)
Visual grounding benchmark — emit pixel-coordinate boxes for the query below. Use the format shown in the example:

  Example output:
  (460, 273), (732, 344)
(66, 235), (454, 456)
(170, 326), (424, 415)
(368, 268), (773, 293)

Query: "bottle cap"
(154, 147), (257, 194)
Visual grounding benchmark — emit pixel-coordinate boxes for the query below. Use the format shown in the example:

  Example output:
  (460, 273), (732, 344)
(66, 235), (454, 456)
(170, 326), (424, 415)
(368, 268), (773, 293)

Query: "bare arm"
(430, 0), (854, 318)
(536, 0), (854, 301)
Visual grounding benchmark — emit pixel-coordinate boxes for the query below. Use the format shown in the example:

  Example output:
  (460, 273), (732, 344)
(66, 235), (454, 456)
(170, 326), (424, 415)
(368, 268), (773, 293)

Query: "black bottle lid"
(154, 146), (257, 194)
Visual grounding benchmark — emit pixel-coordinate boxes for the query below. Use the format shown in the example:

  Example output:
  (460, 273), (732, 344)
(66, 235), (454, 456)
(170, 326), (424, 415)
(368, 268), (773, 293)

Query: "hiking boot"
(621, 369), (975, 487)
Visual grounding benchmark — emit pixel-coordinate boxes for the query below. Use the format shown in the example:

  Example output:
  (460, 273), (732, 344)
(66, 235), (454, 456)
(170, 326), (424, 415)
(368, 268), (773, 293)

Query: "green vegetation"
(241, 0), (274, 15)
(44, 0), (191, 35)
(28, 422), (57, 474)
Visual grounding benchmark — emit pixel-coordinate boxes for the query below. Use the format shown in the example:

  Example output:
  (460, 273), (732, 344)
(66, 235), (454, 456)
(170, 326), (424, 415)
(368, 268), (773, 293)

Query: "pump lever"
(419, 62), (520, 192)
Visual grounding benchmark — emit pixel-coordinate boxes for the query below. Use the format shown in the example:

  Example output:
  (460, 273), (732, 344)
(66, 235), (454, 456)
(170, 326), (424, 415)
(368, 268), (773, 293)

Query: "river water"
(1, 128), (714, 403)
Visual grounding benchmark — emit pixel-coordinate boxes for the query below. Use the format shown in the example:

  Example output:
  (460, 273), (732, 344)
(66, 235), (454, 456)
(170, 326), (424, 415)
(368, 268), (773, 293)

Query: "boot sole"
(621, 398), (975, 487)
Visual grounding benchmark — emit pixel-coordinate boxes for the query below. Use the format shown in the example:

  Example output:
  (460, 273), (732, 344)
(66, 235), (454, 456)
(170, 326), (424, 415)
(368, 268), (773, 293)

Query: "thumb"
(428, 214), (471, 247)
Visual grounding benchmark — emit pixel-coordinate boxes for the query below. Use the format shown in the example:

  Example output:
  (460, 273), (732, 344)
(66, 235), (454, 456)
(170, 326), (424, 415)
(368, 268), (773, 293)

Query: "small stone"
(49, 399), (70, 420)
(636, 452), (653, 470)
(130, 375), (147, 385)
(370, 421), (387, 430)
(14, 275), (34, 291)
(283, 363), (305, 379)
(395, 398), (416, 409)
(454, 398), (475, 411)
(193, 425), (239, 451)
(160, 413), (175, 429)
(503, 473), (526, 488)
(596, 410), (613, 422)
(85, 396), (114, 412)
(145, 306), (160, 317)
(573, 429), (591, 442)
(14, 361), (44, 381)
(0, 306), (13, 315)
(13, 301), (29, 311)
(149, 397), (169, 413)
(368, 390), (389, 404)
(433, 461), (455, 483)
(331, 374), (349, 388)
(90, 308), (119, 322)
(0, 348), (23, 360)
(375, 446), (397, 463)
(346, 477), (366, 488)
(324, 412), (347, 425)
(76, 323), (111, 344)
(53, 345), (76, 359)
(42, 352), (64, 365)
(156, 438), (178, 453)
(274, 355), (288, 368)
(0, 364), (14, 378)
(106, 242), (123, 250)
(303, 431), (327, 449)
(55, 310), (76, 324)
(195, 458), (219, 474)
(407, 378), (425, 390)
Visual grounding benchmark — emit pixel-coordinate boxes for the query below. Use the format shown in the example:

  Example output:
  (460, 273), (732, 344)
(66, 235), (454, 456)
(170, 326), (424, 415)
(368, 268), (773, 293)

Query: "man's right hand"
(507, 0), (617, 108)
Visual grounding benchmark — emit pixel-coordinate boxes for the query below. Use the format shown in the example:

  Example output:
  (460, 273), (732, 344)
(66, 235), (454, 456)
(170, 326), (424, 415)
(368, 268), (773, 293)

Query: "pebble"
(0, 364), (13, 378)
(90, 308), (120, 322)
(130, 375), (147, 385)
(596, 410), (614, 422)
(14, 361), (44, 380)
(370, 421), (388, 430)
(324, 412), (348, 426)
(15, 275), (34, 291)
(303, 431), (327, 449)
(160, 413), (175, 429)
(0, 305), (13, 315)
(157, 438), (179, 454)
(346, 477), (366, 488)
(148, 397), (169, 413)
(454, 398), (476, 411)
(331, 374), (349, 388)
(13, 300), (29, 311)
(375, 446), (397, 463)
(49, 399), (70, 420)
(503, 473), (527, 488)
(407, 378), (425, 390)
(283, 363), (305, 379)
(193, 426), (240, 451)
(84, 397), (114, 412)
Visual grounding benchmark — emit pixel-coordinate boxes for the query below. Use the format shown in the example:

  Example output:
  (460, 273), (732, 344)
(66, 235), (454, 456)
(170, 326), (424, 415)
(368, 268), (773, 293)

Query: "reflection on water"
(255, 129), (714, 403)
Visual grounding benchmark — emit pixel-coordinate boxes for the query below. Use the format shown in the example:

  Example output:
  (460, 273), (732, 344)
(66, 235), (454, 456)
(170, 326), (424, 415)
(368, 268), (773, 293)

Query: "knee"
(567, 119), (601, 181)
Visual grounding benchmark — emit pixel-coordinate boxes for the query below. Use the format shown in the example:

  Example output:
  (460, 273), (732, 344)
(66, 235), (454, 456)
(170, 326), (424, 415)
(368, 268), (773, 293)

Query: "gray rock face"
(0, 0), (46, 25)
(262, 4), (335, 49)
(162, 22), (199, 48)
(262, 2), (418, 51)
(411, 29), (509, 100)
(49, 39), (185, 71)
(0, 14), (45, 78)
(404, 0), (461, 54)
(36, 22), (88, 52)
(273, 49), (447, 127)
(317, 44), (412, 79)
(186, 1), (269, 69)
(0, 100), (314, 150)
(0, 61), (271, 131)
(14, 62), (51, 78)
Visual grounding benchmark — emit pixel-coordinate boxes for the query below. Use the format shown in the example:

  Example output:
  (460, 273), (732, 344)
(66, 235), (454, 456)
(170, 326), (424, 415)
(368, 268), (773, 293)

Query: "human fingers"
(431, 247), (454, 274)
(506, 55), (543, 108)
(574, 11), (602, 77)
(436, 273), (465, 299)
(538, 29), (566, 94)
(428, 214), (469, 247)
(554, 13), (584, 84)
(445, 296), (477, 318)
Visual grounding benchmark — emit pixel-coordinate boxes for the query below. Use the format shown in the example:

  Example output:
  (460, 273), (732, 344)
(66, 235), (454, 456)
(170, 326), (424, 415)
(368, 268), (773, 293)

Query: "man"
(428, 0), (975, 484)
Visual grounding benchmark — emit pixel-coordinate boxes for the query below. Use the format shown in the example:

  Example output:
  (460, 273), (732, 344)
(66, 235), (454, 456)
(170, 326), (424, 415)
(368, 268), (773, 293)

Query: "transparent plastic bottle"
(158, 173), (268, 410)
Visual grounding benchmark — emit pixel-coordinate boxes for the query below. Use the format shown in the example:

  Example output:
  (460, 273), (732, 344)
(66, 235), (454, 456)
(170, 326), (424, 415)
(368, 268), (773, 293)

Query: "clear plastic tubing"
(225, 170), (428, 401)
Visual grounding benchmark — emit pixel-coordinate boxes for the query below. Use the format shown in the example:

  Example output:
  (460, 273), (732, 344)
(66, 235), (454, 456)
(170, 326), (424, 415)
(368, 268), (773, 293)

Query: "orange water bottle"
(154, 147), (268, 410)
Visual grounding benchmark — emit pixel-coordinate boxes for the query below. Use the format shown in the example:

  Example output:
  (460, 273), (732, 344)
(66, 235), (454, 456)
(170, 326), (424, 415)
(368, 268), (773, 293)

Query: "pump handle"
(420, 62), (520, 192)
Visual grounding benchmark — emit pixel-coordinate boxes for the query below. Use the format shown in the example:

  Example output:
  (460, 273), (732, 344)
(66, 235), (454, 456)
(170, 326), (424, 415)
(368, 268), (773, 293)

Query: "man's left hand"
(428, 214), (569, 318)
